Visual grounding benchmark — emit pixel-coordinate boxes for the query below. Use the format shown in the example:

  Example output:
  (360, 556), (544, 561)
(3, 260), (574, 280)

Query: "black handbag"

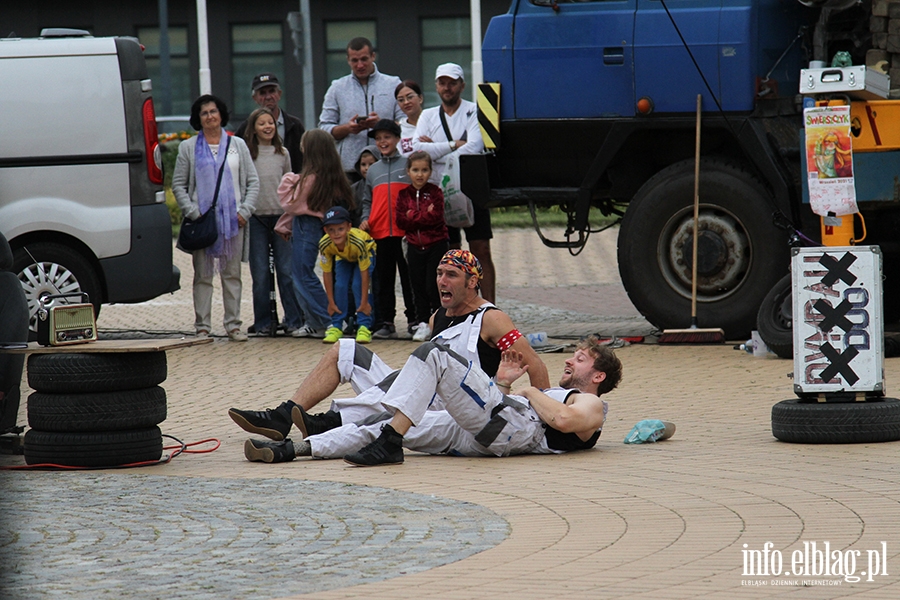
(178, 136), (230, 251)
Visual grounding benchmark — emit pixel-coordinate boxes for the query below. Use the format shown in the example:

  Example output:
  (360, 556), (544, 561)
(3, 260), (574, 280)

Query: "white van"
(0, 29), (180, 333)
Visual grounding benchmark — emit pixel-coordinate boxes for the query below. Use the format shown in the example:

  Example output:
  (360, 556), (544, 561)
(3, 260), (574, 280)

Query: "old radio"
(36, 293), (97, 346)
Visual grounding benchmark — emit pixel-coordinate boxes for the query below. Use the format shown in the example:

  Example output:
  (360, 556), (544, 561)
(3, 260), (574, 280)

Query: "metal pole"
(470, 0), (483, 100)
(301, 0), (315, 128)
(158, 0), (172, 114)
(196, 0), (211, 95)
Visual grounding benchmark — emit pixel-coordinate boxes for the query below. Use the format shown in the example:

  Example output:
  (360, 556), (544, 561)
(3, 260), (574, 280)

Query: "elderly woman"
(173, 94), (259, 341)
(395, 80), (430, 156)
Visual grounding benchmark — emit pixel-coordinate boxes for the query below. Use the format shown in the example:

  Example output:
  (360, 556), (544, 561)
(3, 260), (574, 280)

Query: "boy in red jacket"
(395, 151), (449, 341)
(360, 119), (415, 338)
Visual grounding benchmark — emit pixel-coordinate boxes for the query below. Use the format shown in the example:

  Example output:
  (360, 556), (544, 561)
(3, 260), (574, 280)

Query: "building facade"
(2, 1), (510, 124)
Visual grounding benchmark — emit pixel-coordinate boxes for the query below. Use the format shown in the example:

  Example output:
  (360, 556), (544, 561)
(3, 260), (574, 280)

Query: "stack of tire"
(23, 352), (167, 467)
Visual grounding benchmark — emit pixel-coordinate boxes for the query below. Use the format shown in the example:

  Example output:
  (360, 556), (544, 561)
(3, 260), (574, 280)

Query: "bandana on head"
(440, 249), (483, 280)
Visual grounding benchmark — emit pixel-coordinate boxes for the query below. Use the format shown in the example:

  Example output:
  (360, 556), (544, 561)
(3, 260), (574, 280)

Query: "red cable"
(0, 436), (220, 470)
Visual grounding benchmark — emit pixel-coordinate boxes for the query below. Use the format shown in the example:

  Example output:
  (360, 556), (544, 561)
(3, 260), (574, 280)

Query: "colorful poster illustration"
(804, 105), (858, 216)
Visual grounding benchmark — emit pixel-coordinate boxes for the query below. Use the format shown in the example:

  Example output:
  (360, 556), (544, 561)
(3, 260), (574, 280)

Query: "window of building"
(138, 26), (191, 116)
(232, 23), (284, 117)
(421, 17), (471, 107)
(324, 21), (377, 85)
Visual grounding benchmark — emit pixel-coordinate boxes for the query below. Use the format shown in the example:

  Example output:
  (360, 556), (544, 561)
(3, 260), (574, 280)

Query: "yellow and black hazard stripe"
(477, 83), (500, 149)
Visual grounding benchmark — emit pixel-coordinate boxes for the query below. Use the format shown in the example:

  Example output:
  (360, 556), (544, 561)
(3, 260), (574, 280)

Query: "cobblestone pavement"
(0, 474), (507, 599)
(3, 228), (900, 599)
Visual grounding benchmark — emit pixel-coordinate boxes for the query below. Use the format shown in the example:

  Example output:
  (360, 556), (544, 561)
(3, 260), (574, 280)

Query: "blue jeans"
(249, 215), (302, 331)
(331, 256), (375, 330)
(291, 214), (331, 331)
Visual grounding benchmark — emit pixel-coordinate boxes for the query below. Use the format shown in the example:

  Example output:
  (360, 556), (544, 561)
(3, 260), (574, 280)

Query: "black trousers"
(407, 240), (449, 324)
(371, 236), (415, 329)
(0, 271), (28, 433)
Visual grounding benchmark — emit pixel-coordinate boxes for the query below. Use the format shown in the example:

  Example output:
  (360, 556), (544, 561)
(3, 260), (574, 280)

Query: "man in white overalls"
(230, 250), (550, 455)
(245, 335), (621, 464)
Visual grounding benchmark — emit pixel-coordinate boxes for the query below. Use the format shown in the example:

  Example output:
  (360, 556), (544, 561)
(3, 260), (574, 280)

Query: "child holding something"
(395, 151), (449, 342)
(318, 206), (377, 344)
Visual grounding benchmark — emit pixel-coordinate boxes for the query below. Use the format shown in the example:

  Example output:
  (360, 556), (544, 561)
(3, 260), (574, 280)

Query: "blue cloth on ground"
(624, 419), (668, 444)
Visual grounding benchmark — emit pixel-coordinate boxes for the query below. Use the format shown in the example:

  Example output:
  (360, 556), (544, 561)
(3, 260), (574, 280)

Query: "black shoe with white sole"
(228, 401), (295, 441)
(343, 424), (404, 466)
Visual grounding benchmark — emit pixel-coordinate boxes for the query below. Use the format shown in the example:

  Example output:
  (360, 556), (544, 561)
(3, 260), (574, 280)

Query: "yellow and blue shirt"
(318, 227), (376, 273)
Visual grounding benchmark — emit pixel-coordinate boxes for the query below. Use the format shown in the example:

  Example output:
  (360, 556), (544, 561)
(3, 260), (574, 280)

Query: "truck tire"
(27, 386), (167, 432)
(618, 159), (788, 339)
(27, 352), (167, 393)
(12, 242), (102, 338)
(771, 398), (900, 444)
(756, 273), (793, 359)
(23, 426), (163, 467)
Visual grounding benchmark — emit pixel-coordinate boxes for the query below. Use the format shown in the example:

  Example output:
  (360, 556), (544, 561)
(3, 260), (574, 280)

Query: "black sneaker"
(344, 424), (404, 466)
(228, 401), (295, 441)
(244, 438), (296, 463)
(292, 406), (342, 438)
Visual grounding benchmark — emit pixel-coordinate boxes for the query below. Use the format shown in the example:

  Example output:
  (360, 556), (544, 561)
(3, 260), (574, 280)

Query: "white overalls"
(309, 341), (607, 458)
(327, 304), (496, 423)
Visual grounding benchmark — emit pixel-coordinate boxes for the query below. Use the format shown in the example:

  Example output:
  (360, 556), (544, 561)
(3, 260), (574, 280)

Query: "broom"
(657, 95), (725, 344)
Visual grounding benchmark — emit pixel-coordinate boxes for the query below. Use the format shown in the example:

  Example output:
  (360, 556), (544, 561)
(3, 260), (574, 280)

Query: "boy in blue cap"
(318, 206), (377, 343)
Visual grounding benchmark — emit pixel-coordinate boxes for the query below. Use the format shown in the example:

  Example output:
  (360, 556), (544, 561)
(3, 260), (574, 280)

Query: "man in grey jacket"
(318, 37), (403, 177)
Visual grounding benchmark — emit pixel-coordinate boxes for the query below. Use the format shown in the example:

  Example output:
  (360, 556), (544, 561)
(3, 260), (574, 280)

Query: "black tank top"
(432, 306), (501, 377)
(542, 390), (602, 451)
(544, 425), (602, 452)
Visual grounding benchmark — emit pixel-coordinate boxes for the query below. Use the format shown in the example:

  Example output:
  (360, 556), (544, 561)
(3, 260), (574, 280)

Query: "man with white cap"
(412, 63), (495, 303)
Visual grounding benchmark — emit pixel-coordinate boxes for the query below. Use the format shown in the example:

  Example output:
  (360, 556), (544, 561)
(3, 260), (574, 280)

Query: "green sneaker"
(323, 326), (343, 343)
(355, 325), (372, 344)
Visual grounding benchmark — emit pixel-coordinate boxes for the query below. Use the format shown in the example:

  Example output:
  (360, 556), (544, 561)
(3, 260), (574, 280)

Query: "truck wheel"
(27, 352), (167, 393)
(27, 386), (167, 432)
(756, 273), (793, 359)
(771, 398), (900, 444)
(12, 242), (102, 338)
(24, 427), (163, 467)
(618, 159), (788, 339)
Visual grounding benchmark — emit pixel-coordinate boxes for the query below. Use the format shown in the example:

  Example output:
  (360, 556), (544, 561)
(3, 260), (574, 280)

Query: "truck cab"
(464, 0), (884, 339)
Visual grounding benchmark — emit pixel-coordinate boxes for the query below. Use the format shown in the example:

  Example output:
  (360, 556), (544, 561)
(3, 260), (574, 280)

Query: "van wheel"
(618, 159), (789, 339)
(24, 427), (163, 467)
(12, 243), (102, 338)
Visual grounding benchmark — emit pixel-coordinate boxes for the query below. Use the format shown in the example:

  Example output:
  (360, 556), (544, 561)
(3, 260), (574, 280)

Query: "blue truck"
(463, 0), (893, 340)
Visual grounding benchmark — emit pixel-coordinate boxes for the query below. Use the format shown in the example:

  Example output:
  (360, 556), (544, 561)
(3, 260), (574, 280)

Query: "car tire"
(618, 158), (789, 339)
(27, 352), (167, 393)
(771, 398), (900, 444)
(23, 426), (163, 467)
(12, 242), (102, 339)
(757, 273), (793, 359)
(27, 386), (167, 432)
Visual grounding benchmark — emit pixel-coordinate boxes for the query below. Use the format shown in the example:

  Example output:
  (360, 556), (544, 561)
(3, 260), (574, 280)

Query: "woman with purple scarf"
(173, 95), (259, 341)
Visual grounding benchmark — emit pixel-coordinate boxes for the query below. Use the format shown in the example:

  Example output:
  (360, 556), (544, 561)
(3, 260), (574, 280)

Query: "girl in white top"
(395, 80), (431, 156)
(244, 108), (302, 336)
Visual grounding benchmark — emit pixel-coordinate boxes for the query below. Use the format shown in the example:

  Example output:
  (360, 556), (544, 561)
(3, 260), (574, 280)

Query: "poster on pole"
(804, 105), (858, 216)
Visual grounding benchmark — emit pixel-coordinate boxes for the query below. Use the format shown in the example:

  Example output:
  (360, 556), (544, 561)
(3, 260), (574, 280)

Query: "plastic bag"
(623, 419), (675, 444)
(440, 152), (475, 228)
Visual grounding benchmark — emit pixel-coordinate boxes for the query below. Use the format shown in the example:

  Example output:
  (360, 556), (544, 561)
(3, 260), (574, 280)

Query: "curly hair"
(189, 94), (229, 130)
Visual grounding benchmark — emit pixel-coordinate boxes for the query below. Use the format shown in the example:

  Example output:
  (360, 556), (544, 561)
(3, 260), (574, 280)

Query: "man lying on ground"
(229, 250), (550, 442)
(243, 335), (621, 465)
